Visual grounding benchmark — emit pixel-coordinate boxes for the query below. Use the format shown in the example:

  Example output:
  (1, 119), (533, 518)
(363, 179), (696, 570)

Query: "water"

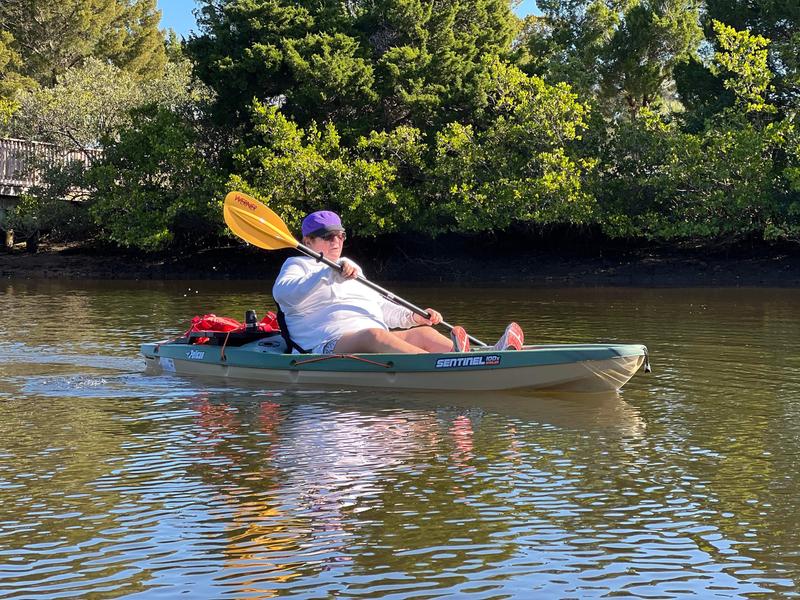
(1, 280), (799, 598)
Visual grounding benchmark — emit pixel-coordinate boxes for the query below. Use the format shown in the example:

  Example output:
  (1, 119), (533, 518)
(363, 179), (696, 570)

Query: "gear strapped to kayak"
(178, 310), (282, 346)
(162, 308), (318, 357)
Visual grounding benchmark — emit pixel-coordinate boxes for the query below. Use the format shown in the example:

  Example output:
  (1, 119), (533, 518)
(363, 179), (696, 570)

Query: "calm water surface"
(1, 280), (799, 598)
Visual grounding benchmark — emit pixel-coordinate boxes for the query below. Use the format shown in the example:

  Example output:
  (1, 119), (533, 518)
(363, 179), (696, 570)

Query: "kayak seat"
(276, 303), (311, 354)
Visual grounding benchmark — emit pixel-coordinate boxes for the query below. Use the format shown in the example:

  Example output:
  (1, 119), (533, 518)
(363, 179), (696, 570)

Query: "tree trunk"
(25, 230), (39, 253)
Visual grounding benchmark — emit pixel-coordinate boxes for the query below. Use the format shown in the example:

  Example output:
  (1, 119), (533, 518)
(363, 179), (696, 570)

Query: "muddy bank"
(2, 238), (800, 286)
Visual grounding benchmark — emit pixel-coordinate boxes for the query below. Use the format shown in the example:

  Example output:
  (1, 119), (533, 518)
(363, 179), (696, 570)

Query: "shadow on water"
(129, 369), (648, 437)
(394, 389), (645, 436)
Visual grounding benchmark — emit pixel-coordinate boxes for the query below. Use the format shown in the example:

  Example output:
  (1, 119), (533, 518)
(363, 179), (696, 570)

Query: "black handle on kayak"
(297, 242), (488, 347)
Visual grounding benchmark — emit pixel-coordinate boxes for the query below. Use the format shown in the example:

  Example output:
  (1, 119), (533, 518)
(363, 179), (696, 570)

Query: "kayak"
(140, 330), (649, 392)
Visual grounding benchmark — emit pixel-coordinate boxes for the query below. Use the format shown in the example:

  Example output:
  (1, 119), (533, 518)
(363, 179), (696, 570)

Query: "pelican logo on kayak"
(435, 355), (501, 369)
(186, 349), (205, 360)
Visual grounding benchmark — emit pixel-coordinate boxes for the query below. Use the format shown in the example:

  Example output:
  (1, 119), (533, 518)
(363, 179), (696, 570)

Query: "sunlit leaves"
(235, 64), (596, 237)
(712, 20), (776, 114)
(233, 102), (410, 236)
(598, 107), (799, 240)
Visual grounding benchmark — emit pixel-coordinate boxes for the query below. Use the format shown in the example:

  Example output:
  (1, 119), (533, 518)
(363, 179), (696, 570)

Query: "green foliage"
(3, 43), (215, 250)
(187, 0), (515, 136)
(430, 120), (595, 232)
(0, 163), (95, 243)
(514, 8), (800, 244)
(0, 30), (33, 126)
(597, 108), (800, 240)
(12, 59), (141, 149)
(4, 0), (799, 251)
(232, 102), (410, 236)
(0, 0), (167, 86)
(599, 0), (703, 115)
(1, 194), (41, 241)
(704, 0), (799, 115)
(785, 126), (800, 194)
(284, 32), (378, 126)
(234, 63), (596, 238)
(516, 0), (702, 117)
(87, 106), (225, 250)
(776, 122), (800, 240)
(366, 0), (504, 131)
(186, 0), (315, 126)
(514, 1), (625, 93)
(711, 20), (775, 115)
(0, 99), (15, 127)
(673, 56), (733, 132)
(11, 57), (210, 149)
(424, 60), (596, 232)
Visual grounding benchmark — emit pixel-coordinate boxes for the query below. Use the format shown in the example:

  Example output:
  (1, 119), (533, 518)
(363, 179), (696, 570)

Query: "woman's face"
(304, 231), (346, 262)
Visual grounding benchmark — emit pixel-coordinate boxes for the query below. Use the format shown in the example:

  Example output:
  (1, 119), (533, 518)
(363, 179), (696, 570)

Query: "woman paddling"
(272, 210), (524, 354)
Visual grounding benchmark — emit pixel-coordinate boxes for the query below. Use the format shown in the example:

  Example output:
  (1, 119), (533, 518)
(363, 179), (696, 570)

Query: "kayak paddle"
(223, 191), (488, 347)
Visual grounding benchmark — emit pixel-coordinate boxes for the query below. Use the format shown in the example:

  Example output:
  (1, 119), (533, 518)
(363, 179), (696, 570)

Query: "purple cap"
(301, 210), (344, 237)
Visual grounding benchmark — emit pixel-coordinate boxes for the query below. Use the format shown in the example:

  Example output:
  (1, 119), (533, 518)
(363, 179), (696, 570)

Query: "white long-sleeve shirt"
(272, 256), (417, 352)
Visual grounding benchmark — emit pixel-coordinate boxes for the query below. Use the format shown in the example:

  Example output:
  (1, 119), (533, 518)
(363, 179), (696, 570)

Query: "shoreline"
(2, 241), (800, 287)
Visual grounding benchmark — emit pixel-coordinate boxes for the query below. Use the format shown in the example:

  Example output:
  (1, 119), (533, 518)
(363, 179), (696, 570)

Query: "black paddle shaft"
(296, 243), (488, 347)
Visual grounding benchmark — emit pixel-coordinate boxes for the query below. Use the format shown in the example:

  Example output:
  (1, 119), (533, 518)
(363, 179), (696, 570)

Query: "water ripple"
(2, 284), (800, 597)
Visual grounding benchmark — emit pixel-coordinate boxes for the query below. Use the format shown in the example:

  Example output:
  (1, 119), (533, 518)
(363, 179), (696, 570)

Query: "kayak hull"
(141, 339), (648, 392)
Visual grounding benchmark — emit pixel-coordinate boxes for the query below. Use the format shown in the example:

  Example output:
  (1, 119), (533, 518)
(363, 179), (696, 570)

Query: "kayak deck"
(141, 336), (648, 392)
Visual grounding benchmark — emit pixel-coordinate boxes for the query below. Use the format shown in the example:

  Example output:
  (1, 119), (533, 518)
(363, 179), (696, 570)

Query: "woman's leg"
(333, 328), (426, 353)
(393, 326), (453, 352)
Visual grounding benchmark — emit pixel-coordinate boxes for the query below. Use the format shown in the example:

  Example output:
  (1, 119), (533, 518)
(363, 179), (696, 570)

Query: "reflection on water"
(1, 280), (800, 598)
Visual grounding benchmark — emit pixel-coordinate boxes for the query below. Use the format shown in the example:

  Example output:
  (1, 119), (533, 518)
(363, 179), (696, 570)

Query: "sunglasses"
(319, 231), (346, 242)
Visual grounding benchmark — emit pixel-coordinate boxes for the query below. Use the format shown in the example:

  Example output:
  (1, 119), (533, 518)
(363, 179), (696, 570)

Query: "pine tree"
(0, 0), (166, 86)
(516, 0), (702, 117)
(0, 31), (29, 123)
(186, 0), (515, 136)
(599, 0), (703, 116)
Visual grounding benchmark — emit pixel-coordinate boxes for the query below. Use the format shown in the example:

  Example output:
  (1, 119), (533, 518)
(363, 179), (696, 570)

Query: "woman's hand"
(413, 308), (442, 326)
(338, 258), (359, 280)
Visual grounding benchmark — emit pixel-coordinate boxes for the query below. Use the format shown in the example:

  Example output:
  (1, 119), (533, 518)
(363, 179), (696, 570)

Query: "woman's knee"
(364, 328), (393, 343)
(342, 328), (390, 347)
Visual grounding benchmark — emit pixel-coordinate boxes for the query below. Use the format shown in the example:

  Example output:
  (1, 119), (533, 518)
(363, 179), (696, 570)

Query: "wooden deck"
(0, 137), (102, 198)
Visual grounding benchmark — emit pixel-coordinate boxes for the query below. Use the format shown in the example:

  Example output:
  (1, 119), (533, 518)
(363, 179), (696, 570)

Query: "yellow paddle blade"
(223, 191), (299, 250)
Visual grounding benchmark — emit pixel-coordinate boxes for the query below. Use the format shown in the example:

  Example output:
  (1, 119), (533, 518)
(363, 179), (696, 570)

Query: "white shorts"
(312, 338), (341, 354)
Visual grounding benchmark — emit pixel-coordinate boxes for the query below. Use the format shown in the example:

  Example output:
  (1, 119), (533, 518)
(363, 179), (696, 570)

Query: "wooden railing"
(0, 137), (103, 197)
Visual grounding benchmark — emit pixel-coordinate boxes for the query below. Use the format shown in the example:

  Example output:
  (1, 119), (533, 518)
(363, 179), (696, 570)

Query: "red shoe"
(450, 326), (470, 352)
(493, 322), (523, 351)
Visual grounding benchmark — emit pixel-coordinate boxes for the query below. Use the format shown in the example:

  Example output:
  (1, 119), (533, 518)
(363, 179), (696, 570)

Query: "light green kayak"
(140, 330), (649, 392)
